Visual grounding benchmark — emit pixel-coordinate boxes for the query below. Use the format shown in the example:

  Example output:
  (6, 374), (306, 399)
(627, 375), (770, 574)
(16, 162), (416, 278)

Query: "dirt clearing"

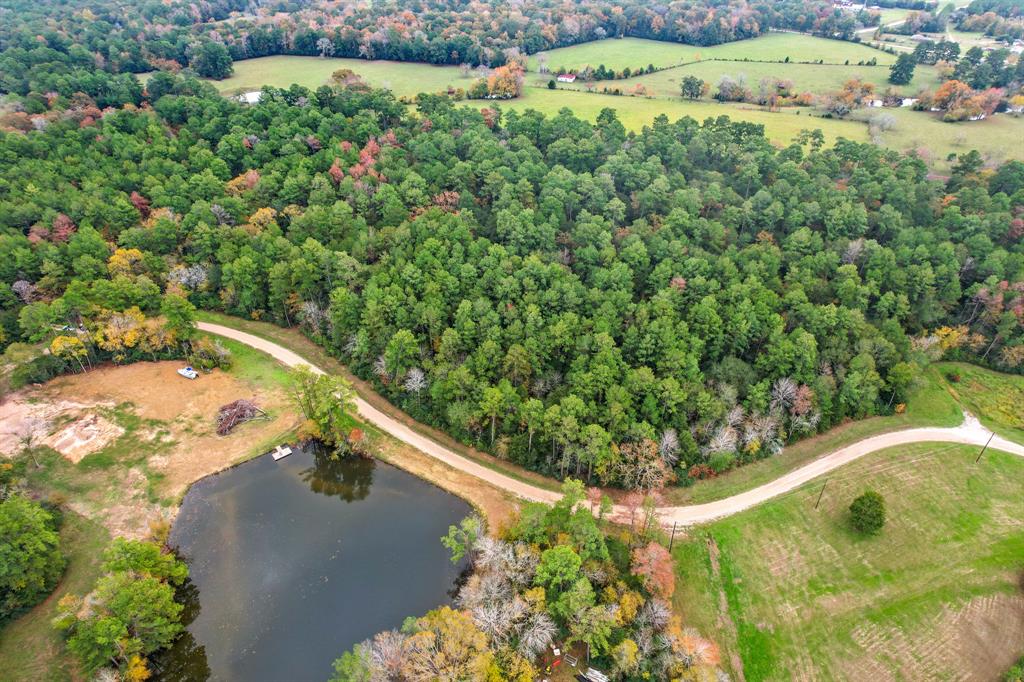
(2, 361), (300, 538)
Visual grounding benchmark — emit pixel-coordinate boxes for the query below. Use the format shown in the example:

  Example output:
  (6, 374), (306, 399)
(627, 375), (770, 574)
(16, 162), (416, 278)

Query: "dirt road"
(198, 322), (1024, 525)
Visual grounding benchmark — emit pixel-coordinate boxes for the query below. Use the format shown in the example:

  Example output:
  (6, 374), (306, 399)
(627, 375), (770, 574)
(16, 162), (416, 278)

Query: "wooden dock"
(271, 445), (293, 461)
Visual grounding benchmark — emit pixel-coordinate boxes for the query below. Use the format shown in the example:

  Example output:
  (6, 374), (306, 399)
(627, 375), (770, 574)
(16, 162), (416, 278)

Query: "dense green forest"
(2, 76), (1023, 489)
(0, 0), (876, 97)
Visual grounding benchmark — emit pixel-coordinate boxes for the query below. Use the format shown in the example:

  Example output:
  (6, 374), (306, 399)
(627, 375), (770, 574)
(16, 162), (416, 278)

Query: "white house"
(238, 91), (262, 105)
(556, 74), (577, 83)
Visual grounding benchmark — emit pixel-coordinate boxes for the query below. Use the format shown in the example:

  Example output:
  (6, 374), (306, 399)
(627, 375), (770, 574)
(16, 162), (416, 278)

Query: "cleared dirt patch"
(0, 396), (122, 461)
(44, 361), (299, 501)
(4, 361), (300, 538)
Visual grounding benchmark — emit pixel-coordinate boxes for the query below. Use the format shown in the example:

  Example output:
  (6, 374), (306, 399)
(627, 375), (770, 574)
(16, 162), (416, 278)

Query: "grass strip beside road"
(197, 312), (562, 493)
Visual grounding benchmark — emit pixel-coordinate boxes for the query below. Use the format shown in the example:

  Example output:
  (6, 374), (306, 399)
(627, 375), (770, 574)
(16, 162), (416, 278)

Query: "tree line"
(2, 0), (885, 102)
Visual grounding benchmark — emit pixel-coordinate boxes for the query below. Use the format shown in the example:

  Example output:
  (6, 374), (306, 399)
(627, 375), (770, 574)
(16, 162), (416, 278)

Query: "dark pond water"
(153, 444), (471, 682)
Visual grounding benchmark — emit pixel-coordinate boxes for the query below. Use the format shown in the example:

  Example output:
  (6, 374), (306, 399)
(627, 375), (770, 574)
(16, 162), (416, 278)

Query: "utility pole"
(975, 432), (994, 464)
(814, 478), (829, 510)
(668, 522), (678, 551)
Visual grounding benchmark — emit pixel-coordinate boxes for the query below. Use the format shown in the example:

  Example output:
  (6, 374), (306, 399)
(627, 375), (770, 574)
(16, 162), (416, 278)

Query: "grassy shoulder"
(665, 363), (963, 504)
(935, 361), (1024, 444)
(673, 442), (1024, 681)
(197, 311), (562, 494)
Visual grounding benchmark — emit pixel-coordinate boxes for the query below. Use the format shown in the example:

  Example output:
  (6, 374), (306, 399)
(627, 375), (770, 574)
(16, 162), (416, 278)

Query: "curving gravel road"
(199, 322), (1024, 525)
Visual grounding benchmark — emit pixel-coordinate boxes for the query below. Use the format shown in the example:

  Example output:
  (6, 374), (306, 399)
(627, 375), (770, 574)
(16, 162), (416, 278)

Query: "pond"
(153, 444), (472, 682)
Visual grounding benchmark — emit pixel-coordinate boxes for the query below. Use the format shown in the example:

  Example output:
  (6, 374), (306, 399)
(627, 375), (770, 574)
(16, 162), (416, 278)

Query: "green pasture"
(537, 61), (942, 100)
(209, 55), (469, 97)
(527, 33), (896, 73)
(673, 441), (1024, 680)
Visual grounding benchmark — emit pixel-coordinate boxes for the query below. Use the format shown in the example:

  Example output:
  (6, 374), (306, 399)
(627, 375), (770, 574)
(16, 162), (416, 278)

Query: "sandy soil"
(0, 396), (122, 462)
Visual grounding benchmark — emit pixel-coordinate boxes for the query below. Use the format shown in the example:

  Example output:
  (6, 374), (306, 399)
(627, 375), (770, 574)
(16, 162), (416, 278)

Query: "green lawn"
(935, 361), (1024, 444)
(527, 33), (896, 73)
(875, 7), (911, 26)
(0, 511), (110, 681)
(673, 442), (1024, 681)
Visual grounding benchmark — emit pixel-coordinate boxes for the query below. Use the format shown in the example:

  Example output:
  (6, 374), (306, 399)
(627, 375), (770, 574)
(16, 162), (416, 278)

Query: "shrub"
(10, 353), (67, 388)
(708, 450), (735, 473)
(0, 494), (66, 621)
(849, 490), (886, 534)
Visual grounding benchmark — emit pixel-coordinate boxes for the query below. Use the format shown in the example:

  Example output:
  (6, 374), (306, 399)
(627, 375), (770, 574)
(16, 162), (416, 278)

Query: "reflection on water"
(300, 447), (375, 502)
(151, 580), (211, 681)
(153, 443), (470, 682)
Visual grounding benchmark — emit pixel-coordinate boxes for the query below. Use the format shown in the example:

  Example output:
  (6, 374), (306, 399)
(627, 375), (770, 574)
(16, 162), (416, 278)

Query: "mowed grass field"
(673, 441), (1024, 681)
(209, 55), (470, 97)
(526, 33), (897, 72)
(862, 106), (1024, 166)
(539, 61), (943, 100)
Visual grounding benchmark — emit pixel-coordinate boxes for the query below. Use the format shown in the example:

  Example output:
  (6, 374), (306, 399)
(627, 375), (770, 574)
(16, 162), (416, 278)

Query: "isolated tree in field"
(680, 75), (706, 99)
(287, 365), (356, 447)
(889, 53), (917, 85)
(13, 416), (46, 468)
(0, 495), (65, 620)
(849, 490), (886, 534)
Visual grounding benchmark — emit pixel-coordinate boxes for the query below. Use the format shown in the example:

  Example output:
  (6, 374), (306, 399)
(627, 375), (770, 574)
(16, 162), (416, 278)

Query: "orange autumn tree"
(486, 63), (524, 99)
(630, 541), (676, 599)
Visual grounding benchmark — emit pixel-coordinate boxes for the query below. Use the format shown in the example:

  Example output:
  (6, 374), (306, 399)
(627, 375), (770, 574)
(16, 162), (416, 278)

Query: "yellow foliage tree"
(124, 655), (151, 682)
(403, 607), (493, 680)
(139, 317), (175, 359)
(107, 248), (145, 278)
(934, 325), (968, 352)
(245, 207), (278, 233)
(50, 335), (90, 373)
(93, 307), (146, 358)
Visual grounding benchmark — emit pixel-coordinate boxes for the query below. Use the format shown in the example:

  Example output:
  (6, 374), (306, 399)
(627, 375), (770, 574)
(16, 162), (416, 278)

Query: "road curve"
(198, 322), (1024, 525)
